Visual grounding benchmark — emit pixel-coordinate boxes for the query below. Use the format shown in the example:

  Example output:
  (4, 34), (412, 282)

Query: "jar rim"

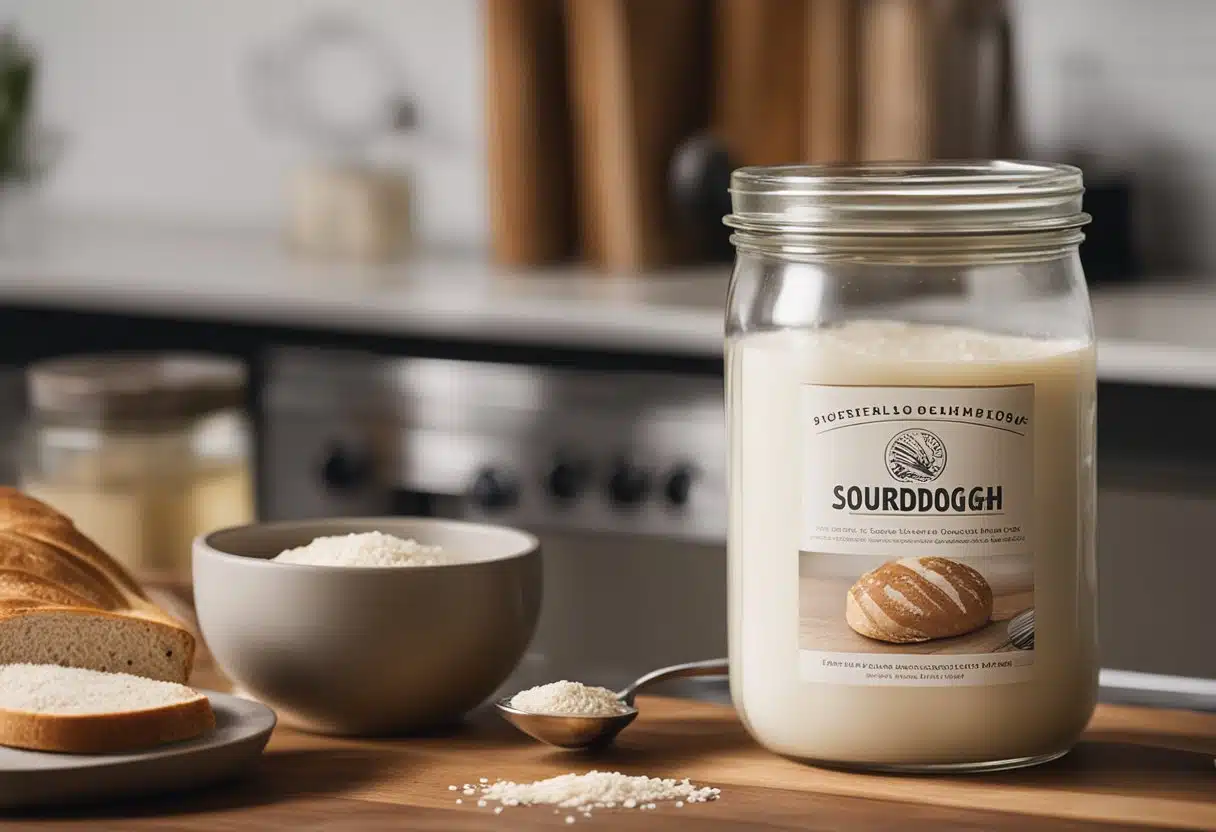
(725, 160), (1091, 237)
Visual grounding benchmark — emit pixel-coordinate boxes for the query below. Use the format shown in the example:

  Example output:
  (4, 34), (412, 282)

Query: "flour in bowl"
(273, 531), (450, 567)
(510, 681), (630, 716)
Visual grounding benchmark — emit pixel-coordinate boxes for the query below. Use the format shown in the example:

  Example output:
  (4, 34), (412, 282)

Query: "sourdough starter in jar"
(725, 162), (1098, 771)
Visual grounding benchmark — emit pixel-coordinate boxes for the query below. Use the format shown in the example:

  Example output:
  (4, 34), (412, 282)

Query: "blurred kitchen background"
(0, 0), (1212, 690)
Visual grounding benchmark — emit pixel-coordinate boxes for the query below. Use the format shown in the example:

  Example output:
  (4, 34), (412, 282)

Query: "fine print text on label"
(811, 523), (1028, 551)
(799, 651), (1035, 686)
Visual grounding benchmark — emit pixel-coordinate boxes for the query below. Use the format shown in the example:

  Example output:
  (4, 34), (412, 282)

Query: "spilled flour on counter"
(509, 681), (630, 716)
(273, 531), (450, 567)
(451, 771), (720, 820)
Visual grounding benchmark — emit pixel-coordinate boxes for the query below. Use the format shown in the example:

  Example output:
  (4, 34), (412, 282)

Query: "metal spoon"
(496, 658), (729, 749)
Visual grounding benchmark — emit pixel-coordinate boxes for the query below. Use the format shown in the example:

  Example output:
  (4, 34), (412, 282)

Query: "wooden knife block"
(485, 0), (577, 267)
(484, 0), (1015, 270)
(563, 0), (712, 271)
(486, 0), (711, 271)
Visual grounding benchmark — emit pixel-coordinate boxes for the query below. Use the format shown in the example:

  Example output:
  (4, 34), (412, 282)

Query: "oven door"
(261, 418), (729, 694)
(1098, 464), (1216, 679)
(504, 528), (726, 692)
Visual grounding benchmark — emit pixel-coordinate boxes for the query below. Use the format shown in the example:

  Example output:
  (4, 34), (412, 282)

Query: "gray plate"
(0, 690), (276, 810)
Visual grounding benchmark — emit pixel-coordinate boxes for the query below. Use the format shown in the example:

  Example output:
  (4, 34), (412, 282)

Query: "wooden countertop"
(7, 654), (1216, 831)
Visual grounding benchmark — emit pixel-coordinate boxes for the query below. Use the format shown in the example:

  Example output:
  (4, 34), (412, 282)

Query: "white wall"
(4, 0), (1216, 268)
(0, 0), (486, 246)
(1014, 0), (1216, 272)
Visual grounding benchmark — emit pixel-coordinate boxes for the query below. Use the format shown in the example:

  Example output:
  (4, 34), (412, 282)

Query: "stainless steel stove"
(260, 348), (727, 691)
(259, 347), (1216, 695)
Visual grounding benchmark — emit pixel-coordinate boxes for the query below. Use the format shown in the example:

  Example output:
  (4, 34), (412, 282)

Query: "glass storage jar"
(725, 161), (1097, 772)
(21, 354), (255, 586)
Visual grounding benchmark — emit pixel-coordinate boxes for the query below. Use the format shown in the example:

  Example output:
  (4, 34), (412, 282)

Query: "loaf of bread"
(0, 663), (214, 753)
(0, 488), (195, 682)
(845, 556), (993, 643)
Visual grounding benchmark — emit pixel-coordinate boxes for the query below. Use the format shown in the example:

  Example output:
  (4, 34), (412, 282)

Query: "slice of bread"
(0, 663), (215, 753)
(0, 489), (195, 682)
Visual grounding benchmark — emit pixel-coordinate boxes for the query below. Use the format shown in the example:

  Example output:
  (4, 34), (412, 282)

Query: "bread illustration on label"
(845, 556), (993, 643)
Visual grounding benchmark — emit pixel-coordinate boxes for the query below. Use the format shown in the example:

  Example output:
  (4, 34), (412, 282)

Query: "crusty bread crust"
(0, 488), (147, 596)
(0, 695), (215, 753)
(0, 489), (196, 681)
(0, 532), (127, 608)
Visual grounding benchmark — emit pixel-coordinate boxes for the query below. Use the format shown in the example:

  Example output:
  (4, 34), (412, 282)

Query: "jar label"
(798, 384), (1035, 686)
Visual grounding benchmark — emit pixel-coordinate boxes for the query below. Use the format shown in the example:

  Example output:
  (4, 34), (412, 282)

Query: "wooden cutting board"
(12, 669), (1216, 830)
(858, 0), (933, 161)
(713, 0), (809, 167)
(564, 0), (710, 271)
(484, 0), (576, 266)
(805, 0), (858, 163)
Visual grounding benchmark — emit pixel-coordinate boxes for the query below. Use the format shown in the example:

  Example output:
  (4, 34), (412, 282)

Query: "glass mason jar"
(725, 162), (1097, 772)
(21, 354), (256, 587)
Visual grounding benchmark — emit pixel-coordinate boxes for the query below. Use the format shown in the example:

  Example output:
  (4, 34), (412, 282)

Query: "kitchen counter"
(6, 622), (1216, 830)
(0, 215), (1215, 386)
(9, 665), (1216, 831)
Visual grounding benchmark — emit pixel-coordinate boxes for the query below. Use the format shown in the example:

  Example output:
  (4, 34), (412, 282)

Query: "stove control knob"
(546, 458), (587, 502)
(664, 464), (695, 507)
(319, 442), (371, 492)
(608, 459), (650, 508)
(470, 467), (519, 511)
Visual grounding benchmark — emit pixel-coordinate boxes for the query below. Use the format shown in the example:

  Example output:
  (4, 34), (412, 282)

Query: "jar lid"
(28, 353), (247, 423)
(725, 160), (1091, 236)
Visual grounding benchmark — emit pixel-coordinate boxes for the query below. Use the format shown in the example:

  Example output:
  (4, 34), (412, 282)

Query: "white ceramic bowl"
(193, 517), (541, 736)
